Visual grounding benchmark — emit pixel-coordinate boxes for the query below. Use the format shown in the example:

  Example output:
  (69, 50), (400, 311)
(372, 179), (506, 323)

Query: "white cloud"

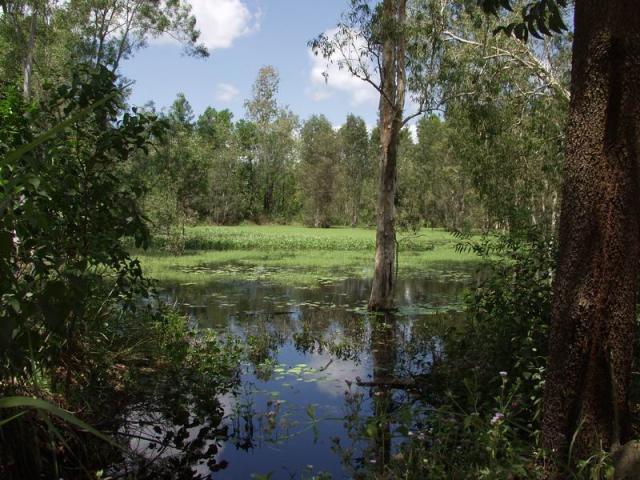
(305, 353), (370, 399)
(310, 89), (333, 102)
(308, 28), (378, 106)
(191, 0), (259, 49)
(216, 82), (240, 102)
(156, 0), (259, 50)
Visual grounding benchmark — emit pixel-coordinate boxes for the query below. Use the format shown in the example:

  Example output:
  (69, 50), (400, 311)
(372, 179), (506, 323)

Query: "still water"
(140, 264), (475, 479)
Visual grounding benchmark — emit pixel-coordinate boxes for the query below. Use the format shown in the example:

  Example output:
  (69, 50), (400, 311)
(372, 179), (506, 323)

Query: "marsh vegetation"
(2, 0), (639, 479)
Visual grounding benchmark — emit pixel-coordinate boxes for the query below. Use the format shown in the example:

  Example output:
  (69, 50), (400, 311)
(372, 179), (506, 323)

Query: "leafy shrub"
(0, 67), (165, 379)
(0, 68), (242, 478)
(379, 229), (555, 479)
(0, 301), (243, 479)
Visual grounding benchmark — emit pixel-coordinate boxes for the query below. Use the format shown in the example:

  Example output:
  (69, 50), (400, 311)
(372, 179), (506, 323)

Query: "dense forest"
(1, 0), (639, 479)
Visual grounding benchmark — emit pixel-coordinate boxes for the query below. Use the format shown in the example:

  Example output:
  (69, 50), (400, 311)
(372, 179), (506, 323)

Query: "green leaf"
(2, 91), (119, 165)
(27, 176), (41, 190)
(548, 5), (566, 34)
(536, 16), (552, 37)
(528, 18), (544, 40)
(514, 23), (528, 41)
(0, 410), (26, 427)
(0, 396), (123, 449)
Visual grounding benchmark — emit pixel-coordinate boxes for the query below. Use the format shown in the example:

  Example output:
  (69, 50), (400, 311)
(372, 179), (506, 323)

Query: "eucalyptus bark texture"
(368, 0), (406, 311)
(541, 0), (640, 471)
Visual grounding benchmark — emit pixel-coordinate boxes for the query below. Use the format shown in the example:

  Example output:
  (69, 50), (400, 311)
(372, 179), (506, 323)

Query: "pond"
(142, 262), (476, 479)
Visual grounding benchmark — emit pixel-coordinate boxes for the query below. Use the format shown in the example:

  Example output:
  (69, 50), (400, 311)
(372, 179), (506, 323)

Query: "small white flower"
(490, 412), (505, 425)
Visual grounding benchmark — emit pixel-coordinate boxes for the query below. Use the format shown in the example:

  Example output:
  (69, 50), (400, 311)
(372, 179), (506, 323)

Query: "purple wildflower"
(490, 412), (505, 425)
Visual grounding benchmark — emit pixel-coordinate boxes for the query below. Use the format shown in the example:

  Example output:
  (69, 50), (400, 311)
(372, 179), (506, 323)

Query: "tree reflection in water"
(371, 313), (397, 470)
(145, 270), (470, 478)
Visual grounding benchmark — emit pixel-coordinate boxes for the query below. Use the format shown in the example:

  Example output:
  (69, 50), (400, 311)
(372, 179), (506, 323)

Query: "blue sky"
(120, 0), (380, 128)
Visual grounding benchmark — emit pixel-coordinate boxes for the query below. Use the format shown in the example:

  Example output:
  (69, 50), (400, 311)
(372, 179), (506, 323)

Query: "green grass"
(135, 225), (479, 285)
(149, 224), (462, 251)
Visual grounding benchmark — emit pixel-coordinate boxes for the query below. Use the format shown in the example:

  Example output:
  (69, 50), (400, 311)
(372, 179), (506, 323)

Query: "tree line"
(134, 62), (565, 242)
(0, 0), (568, 239)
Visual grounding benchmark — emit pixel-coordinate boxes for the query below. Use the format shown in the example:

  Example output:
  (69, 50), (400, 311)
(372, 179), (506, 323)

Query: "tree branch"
(443, 30), (570, 102)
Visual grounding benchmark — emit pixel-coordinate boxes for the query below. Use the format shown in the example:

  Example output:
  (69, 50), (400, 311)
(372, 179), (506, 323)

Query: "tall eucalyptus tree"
(338, 114), (371, 226)
(299, 115), (340, 227)
(245, 66), (299, 221)
(311, 0), (446, 311)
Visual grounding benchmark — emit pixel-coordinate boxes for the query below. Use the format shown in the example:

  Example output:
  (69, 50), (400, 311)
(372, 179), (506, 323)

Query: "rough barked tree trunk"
(369, 0), (407, 311)
(542, 0), (640, 471)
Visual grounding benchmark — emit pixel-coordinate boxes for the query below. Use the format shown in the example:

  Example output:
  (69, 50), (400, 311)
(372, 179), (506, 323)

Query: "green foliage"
(0, 1), (588, 478)
(371, 376), (546, 479)
(132, 15), (570, 236)
(0, 66), (163, 378)
(244, 66), (299, 221)
(299, 115), (340, 227)
(0, 67), (243, 478)
(0, 0), (207, 99)
(0, 300), (242, 478)
(137, 68), (304, 234)
(386, 226), (627, 479)
(439, 1), (570, 234)
(134, 93), (205, 252)
(0, 396), (122, 448)
(451, 229), (553, 412)
(337, 114), (372, 226)
(379, 229), (555, 478)
(397, 116), (484, 231)
(477, 0), (569, 41)
(147, 225), (442, 252)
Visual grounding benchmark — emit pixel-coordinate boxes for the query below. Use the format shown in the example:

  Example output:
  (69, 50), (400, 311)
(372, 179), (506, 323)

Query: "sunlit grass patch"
(135, 226), (479, 285)
(148, 224), (465, 252)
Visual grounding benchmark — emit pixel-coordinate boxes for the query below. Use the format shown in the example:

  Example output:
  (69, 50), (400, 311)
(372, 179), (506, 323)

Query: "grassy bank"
(135, 225), (479, 285)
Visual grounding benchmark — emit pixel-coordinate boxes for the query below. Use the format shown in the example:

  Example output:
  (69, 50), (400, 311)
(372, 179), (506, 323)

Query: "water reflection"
(150, 265), (473, 478)
(371, 313), (396, 470)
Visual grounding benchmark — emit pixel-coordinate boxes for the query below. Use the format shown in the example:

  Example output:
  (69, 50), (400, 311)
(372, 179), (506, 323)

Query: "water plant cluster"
(143, 225), (444, 253)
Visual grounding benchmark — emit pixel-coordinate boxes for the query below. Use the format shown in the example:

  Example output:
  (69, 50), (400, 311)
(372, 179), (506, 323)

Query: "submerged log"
(355, 375), (415, 389)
